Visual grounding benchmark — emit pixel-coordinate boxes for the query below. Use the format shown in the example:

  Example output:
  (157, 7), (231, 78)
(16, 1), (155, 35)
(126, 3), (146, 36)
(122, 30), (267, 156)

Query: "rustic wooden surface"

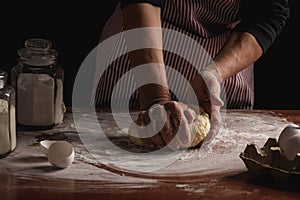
(1, 109), (300, 200)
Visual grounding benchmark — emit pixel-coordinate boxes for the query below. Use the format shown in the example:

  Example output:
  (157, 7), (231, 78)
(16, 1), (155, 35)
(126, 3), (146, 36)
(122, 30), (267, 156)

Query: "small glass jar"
(11, 38), (65, 130)
(0, 70), (16, 158)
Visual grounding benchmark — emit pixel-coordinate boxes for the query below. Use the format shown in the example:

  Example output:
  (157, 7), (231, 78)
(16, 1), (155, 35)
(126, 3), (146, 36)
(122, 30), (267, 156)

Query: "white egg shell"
(47, 141), (75, 168)
(40, 140), (58, 156)
(278, 124), (300, 151)
(283, 134), (300, 161)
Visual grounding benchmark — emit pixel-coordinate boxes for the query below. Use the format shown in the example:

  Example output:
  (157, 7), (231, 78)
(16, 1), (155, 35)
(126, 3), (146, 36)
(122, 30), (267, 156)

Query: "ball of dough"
(189, 111), (211, 147)
(128, 122), (144, 146)
(128, 106), (211, 148)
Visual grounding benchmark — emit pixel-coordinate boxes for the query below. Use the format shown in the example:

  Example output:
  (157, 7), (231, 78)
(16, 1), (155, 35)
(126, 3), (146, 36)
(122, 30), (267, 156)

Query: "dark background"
(0, 1), (299, 109)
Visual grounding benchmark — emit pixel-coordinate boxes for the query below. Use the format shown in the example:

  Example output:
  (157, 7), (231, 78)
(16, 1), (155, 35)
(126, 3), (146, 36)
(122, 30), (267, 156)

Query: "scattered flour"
(0, 110), (294, 182)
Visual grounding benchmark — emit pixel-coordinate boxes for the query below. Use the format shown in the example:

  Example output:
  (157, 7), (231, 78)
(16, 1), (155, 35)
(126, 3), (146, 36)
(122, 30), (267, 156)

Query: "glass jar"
(11, 38), (65, 130)
(0, 70), (16, 158)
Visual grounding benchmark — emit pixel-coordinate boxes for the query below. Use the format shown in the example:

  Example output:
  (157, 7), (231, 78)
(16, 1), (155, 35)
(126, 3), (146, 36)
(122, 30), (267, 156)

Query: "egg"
(47, 141), (75, 168)
(283, 134), (300, 161)
(278, 124), (300, 152)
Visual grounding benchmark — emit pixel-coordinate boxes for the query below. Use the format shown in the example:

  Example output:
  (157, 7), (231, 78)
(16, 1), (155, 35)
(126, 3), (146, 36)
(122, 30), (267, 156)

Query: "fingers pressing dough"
(128, 106), (211, 149)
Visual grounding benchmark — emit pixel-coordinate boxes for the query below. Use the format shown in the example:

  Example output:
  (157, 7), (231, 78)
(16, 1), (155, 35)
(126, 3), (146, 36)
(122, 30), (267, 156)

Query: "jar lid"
(17, 38), (58, 66)
(0, 70), (8, 80)
(0, 70), (7, 89)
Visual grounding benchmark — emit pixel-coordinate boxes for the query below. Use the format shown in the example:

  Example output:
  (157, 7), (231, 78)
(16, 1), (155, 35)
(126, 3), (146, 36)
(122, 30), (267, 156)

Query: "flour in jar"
(17, 73), (63, 126)
(0, 99), (16, 155)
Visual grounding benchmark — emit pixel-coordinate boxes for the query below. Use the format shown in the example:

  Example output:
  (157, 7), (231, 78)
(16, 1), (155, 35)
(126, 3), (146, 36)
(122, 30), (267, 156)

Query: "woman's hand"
(132, 101), (197, 149)
(188, 65), (224, 142)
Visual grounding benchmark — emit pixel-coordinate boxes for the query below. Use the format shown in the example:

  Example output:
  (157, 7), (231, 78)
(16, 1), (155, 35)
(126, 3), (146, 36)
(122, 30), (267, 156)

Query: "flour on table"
(0, 110), (294, 182)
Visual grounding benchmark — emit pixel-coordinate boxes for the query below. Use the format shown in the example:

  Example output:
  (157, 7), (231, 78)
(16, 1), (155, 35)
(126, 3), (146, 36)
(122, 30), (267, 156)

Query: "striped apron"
(93, 0), (254, 110)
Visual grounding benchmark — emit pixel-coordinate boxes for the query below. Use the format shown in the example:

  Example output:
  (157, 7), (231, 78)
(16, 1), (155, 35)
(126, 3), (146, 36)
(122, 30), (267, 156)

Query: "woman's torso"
(94, 0), (254, 110)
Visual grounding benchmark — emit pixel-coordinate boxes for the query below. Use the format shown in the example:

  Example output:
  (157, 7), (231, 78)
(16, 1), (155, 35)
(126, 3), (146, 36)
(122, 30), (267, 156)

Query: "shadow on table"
(225, 171), (300, 193)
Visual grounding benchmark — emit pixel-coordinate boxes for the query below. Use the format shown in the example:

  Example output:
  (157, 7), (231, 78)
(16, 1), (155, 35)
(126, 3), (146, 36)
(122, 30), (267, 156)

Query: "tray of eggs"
(240, 124), (300, 182)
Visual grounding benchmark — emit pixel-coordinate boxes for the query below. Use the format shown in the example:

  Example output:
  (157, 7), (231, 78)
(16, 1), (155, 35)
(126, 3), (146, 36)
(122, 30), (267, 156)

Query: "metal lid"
(0, 70), (8, 80)
(0, 70), (7, 89)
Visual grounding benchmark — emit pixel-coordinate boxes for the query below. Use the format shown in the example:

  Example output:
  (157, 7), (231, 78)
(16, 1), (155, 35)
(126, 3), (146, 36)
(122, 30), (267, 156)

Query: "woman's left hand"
(131, 101), (197, 149)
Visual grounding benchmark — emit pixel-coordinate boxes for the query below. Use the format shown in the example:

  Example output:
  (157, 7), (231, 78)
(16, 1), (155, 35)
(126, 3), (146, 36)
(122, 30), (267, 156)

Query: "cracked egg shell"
(40, 140), (58, 156)
(47, 141), (75, 168)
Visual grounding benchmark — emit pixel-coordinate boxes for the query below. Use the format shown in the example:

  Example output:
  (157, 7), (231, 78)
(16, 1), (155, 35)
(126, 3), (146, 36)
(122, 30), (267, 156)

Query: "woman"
(94, 0), (290, 148)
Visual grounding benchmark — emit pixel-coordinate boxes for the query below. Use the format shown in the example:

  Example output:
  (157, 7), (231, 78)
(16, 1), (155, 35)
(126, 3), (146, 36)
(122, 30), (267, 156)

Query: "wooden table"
(1, 109), (300, 200)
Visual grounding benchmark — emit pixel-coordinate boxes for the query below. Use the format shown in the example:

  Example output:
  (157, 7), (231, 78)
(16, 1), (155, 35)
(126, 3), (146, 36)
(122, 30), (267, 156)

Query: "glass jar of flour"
(0, 70), (16, 158)
(11, 38), (65, 130)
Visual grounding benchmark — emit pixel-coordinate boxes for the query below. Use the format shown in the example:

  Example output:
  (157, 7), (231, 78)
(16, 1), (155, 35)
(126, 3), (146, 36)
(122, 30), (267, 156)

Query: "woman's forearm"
(122, 3), (164, 65)
(122, 3), (171, 109)
(212, 31), (263, 82)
